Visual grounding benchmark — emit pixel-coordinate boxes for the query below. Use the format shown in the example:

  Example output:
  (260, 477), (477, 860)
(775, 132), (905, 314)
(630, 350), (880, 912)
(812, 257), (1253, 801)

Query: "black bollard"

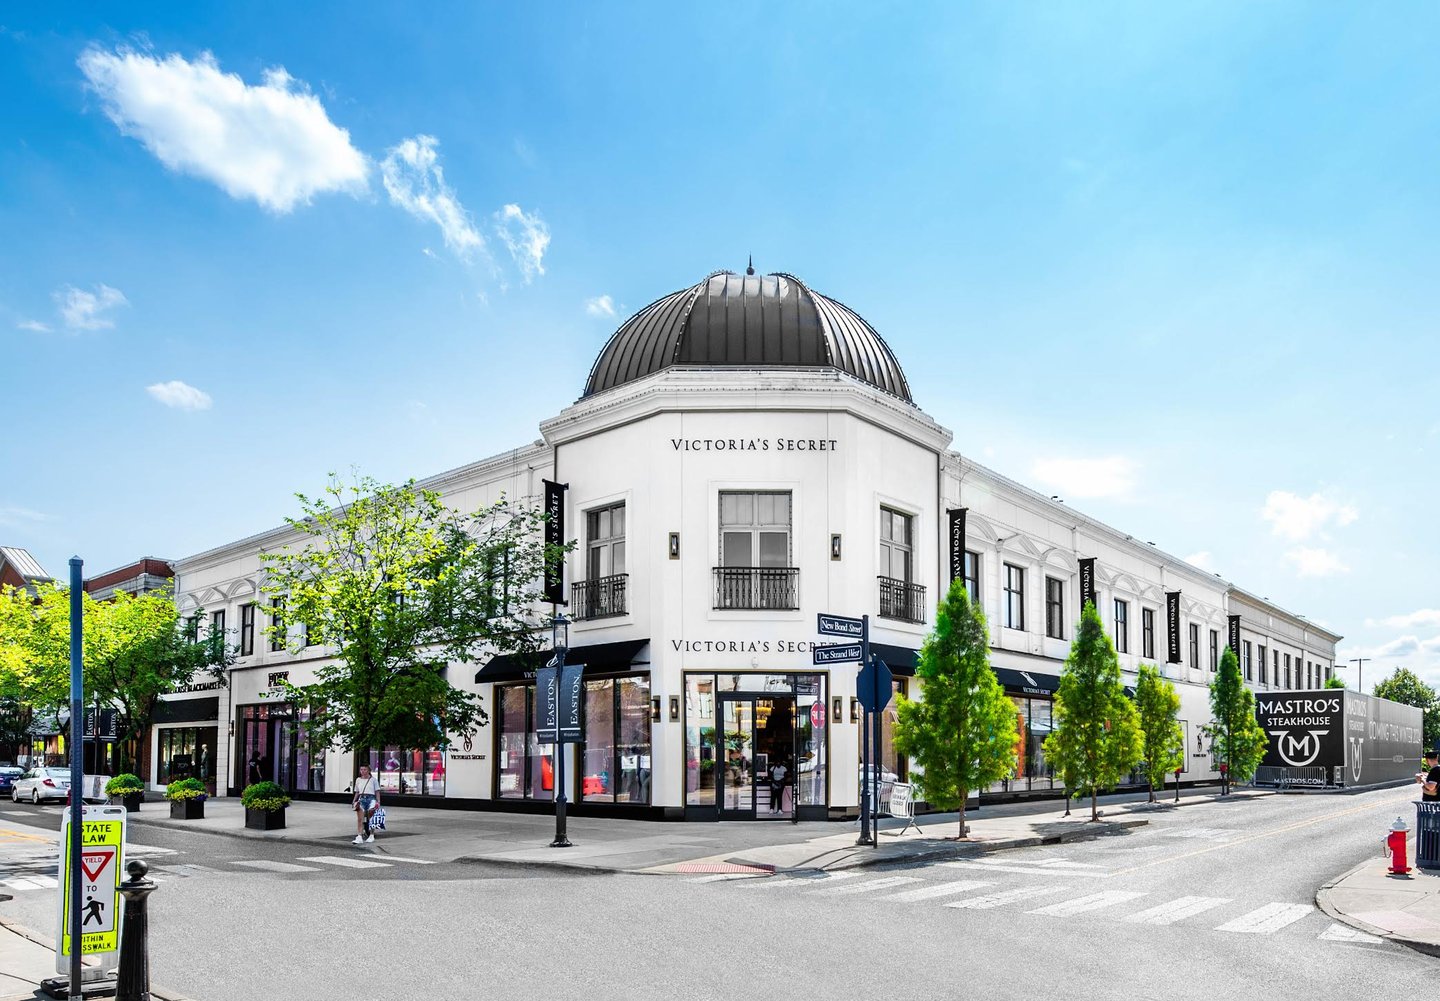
(116, 859), (156, 1001)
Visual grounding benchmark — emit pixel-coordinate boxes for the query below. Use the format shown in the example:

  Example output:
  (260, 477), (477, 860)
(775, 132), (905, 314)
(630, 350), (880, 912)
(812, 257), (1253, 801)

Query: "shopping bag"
(368, 806), (387, 832)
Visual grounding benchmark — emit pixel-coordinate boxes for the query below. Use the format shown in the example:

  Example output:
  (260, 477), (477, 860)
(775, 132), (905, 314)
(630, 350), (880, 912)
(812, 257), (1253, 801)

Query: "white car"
(11, 767), (71, 804)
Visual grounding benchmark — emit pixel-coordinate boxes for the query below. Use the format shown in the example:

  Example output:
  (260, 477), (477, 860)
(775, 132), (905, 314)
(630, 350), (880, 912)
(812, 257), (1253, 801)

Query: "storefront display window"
(362, 746), (445, 797)
(581, 675), (651, 804)
(496, 683), (553, 801)
(157, 726), (219, 795)
(987, 696), (1056, 794)
(685, 675), (716, 807)
(236, 704), (323, 794)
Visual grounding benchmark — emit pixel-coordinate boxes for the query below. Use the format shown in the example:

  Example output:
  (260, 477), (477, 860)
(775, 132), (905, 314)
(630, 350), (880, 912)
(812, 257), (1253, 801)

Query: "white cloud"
(1184, 551), (1213, 571)
(1261, 490), (1358, 542)
(1367, 609), (1440, 630)
(16, 319), (50, 332)
(1284, 546), (1348, 577)
(79, 47), (368, 213)
(494, 204), (549, 281)
(585, 295), (615, 317)
(1029, 455), (1136, 499)
(380, 135), (483, 258)
(56, 284), (128, 330)
(146, 380), (212, 411)
(0, 505), (49, 528)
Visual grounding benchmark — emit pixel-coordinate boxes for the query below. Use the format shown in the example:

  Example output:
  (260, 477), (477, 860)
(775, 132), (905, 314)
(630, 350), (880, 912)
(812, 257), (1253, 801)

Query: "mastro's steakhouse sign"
(1255, 694), (1343, 770)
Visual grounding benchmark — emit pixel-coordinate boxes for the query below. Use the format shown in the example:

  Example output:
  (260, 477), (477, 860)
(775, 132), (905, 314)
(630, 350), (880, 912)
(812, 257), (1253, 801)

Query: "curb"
(0, 917), (195, 1001)
(1314, 857), (1440, 959)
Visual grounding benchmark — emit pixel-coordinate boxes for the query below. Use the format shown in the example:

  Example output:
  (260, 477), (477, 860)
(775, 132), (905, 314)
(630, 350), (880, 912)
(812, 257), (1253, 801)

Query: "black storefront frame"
(232, 702), (327, 798)
(683, 671), (830, 823)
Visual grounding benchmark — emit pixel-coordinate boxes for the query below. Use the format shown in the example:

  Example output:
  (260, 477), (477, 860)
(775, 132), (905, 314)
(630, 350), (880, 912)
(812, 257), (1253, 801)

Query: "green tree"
(1372, 667), (1440, 748)
(0, 582), (80, 714)
(260, 475), (563, 756)
(1134, 664), (1184, 803)
(1204, 645), (1268, 790)
(894, 579), (1018, 839)
(85, 587), (230, 770)
(1044, 601), (1143, 821)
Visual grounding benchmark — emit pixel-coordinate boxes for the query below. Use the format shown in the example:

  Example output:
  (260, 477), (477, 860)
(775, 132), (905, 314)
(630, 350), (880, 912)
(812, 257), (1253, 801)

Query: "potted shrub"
(164, 777), (208, 820)
(241, 780), (290, 831)
(105, 774), (145, 812)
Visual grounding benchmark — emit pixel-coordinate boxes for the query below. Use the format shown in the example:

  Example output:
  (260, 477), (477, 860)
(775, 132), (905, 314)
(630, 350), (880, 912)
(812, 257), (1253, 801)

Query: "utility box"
(1254, 690), (1423, 788)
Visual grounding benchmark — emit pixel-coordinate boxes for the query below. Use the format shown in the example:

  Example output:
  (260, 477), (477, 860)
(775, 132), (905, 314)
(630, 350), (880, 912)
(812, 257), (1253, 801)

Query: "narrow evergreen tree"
(1135, 664), (1184, 803)
(894, 579), (1018, 839)
(1044, 601), (1143, 821)
(1205, 645), (1268, 792)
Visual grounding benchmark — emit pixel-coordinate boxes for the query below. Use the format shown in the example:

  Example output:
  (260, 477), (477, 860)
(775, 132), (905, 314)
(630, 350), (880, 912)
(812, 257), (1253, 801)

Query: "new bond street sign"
(813, 643), (862, 666)
(817, 612), (864, 639)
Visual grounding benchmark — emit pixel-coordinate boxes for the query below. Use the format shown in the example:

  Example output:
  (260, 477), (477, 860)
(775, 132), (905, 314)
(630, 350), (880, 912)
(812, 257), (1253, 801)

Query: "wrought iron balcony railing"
(878, 576), (926, 624)
(713, 567), (799, 611)
(571, 574), (628, 620)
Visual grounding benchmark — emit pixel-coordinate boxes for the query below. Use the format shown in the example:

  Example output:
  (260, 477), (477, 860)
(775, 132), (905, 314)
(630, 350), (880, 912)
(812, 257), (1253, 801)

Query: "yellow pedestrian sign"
(55, 804), (126, 971)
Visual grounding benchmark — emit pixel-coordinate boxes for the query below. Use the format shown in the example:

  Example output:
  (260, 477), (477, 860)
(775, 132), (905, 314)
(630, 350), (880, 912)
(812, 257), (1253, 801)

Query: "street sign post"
(856, 657), (894, 713)
(812, 643), (862, 666)
(54, 804), (127, 981)
(817, 613), (864, 639)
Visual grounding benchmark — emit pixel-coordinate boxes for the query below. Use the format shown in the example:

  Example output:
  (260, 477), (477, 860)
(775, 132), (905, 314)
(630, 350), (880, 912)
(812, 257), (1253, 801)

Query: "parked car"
(0, 766), (23, 794)
(11, 767), (71, 803)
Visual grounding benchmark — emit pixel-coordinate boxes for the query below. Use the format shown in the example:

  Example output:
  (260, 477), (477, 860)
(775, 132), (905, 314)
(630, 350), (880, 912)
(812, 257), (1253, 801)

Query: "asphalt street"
(1, 784), (1432, 1001)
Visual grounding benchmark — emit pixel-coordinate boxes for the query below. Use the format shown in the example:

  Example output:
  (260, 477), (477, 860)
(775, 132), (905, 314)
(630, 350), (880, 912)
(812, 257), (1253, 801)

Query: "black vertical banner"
(1078, 558), (1097, 615)
(543, 479), (567, 605)
(947, 508), (967, 584)
(1227, 615), (1241, 657)
(1166, 591), (1182, 664)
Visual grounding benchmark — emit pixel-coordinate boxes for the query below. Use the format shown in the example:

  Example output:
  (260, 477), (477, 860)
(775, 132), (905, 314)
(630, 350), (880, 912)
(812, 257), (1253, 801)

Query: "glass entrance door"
(718, 696), (797, 820)
(719, 698), (755, 819)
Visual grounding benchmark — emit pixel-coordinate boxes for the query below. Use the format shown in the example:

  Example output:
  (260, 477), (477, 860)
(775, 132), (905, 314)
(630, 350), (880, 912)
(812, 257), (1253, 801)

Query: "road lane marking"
(945, 885), (1065, 910)
(1216, 903), (1313, 934)
(685, 873), (766, 883)
(941, 861), (1107, 878)
(1125, 896), (1231, 925)
(814, 875), (921, 896)
(881, 880), (992, 903)
(366, 855), (436, 865)
(742, 872), (858, 890)
(1318, 923), (1382, 944)
(297, 855), (393, 869)
(1027, 891), (1147, 916)
(230, 860), (321, 873)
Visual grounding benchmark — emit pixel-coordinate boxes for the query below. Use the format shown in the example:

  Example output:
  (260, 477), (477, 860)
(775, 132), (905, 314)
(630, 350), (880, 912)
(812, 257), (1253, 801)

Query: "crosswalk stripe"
(367, 855), (437, 865)
(942, 861), (1106, 878)
(743, 872), (858, 890)
(1027, 891), (1147, 917)
(815, 875), (921, 896)
(945, 885), (1065, 910)
(231, 860), (321, 873)
(1318, 922), (1382, 944)
(297, 855), (392, 869)
(685, 873), (766, 883)
(880, 880), (992, 903)
(1, 876), (56, 889)
(1125, 896), (1230, 925)
(1216, 903), (1313, 934)
(970, 857), (1104, 871)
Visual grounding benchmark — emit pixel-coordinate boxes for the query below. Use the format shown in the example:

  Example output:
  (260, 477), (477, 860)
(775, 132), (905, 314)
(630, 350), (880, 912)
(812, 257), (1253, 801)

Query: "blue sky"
(3, 3), (1437, 690)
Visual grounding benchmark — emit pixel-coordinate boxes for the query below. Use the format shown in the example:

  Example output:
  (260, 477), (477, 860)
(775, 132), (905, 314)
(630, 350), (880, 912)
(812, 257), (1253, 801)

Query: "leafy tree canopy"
(261, 475), (564, 755)
(1371, 667), (1440, 748)
(1324, 675), (1346, 689)
(894, 579), (1017, 838)
(1135, 663), (1184, 801)
(1043, 601), (1142, 820)
(1204, 645), (1268, 785)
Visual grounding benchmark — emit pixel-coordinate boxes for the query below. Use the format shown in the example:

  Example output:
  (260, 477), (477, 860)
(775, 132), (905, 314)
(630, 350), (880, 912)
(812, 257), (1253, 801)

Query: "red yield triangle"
(80, 850), (113, 883)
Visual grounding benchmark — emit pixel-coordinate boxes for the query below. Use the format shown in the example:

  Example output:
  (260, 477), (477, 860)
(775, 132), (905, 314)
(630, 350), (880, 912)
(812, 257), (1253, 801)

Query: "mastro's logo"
(1271, 729), (1328, 767)
(1349, 737), (1364, 782)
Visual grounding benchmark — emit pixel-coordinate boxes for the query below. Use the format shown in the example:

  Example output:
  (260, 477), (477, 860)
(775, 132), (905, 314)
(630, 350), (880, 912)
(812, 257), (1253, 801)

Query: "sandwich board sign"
(55, 804), (126, 974)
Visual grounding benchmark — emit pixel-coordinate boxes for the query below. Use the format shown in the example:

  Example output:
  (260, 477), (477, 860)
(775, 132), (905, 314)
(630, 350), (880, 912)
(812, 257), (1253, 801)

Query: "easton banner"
(1078, 558), (1097, 615)
(1166, 591), (1182, 664)
(542, 479), (566, 605)
(947, 508), (967, 584)
(1228, 615), (1241, 657)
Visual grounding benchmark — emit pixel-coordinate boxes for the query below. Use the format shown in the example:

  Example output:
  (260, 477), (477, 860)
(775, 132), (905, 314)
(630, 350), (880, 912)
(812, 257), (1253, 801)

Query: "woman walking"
(352, 764), (380, 845)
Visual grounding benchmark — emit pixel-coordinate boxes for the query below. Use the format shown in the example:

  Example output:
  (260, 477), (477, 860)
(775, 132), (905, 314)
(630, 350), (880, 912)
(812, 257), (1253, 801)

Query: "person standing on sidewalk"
(352, 764), (381, 844)
(1419, 748), (1439, 801)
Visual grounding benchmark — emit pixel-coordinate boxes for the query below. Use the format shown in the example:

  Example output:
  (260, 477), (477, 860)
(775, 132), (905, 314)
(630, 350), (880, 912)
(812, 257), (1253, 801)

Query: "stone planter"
(121, 792), (143, 812)
(169, 798), (205, 820)
(244, 807), (286, 831)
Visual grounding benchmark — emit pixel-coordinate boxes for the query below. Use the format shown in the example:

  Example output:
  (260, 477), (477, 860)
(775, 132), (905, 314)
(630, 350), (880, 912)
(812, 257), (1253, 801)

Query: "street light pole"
(1347, 657), (1370, 694)
(550, 611), (571, 849)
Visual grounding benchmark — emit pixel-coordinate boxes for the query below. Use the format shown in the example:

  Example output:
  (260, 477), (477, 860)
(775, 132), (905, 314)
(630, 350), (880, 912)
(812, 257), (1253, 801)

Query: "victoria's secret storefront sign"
(671, 437), (839, 452)
(672, 638), (830, 654)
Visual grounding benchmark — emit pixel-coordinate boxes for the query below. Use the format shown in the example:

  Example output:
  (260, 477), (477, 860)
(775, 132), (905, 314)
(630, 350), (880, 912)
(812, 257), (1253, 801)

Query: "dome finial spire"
(746, 254), (754, 276)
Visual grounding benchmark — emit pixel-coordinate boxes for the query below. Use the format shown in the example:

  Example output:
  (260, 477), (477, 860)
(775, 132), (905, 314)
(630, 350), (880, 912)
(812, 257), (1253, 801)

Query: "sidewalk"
(121, 786), (1269, 874)
(0, 918), (193, 1001)
(1317, 846), (1440, 956)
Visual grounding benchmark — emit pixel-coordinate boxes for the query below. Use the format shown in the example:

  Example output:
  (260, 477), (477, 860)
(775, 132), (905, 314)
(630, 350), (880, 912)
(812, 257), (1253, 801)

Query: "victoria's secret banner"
(1228, 615), (1241, 657)
(1078, 558), (1097, 615)
(948, 508), (967, 584)
(543, 479), (566, 605)
(1166, 591), (1182, 664)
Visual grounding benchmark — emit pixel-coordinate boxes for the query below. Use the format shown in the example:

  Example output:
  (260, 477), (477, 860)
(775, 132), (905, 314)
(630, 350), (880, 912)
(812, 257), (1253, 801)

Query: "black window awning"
(474, 638), (650, 685)
(993, 667), (1062, 697)
(871, 643), (920, 677)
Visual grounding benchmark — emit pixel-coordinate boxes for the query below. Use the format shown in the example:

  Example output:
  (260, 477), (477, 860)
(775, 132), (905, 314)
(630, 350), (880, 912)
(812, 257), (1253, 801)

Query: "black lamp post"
(550, 612), (572, 849)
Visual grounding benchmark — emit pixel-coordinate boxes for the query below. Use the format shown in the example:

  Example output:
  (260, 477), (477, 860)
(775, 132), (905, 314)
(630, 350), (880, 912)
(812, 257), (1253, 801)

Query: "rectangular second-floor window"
(962, 551), (981, 605)
(879, 508), (913, 583)
(1209, 630), (1219, 672)
(586, 502), (627, 579)
(1114, 599), (1129, 653)
(1045, 577), (1064, 639)
(269, 598), (286, 652)
(1274, 649), (1280, 686)
(240, 603), (256, 656)
(1284, 653), (1292, 688)
(210, 609), (225, 646)
(1188, 623), (1200, 669)
(1258, 644), (1268, 684)
(1142, 608), (1156, 659)
(1003, 564), (1025, 630)
(720, 491), (791, 568)
(1243, 640), (1253, 681)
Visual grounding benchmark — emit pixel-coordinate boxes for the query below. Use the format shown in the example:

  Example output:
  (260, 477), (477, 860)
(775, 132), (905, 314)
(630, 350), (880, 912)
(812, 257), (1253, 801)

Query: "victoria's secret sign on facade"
(671, 437), (839, 452)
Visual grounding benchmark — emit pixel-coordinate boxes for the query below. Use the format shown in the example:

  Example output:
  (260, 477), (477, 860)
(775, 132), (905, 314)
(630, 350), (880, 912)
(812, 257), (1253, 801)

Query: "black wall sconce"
(849, 697), (860, 723)
(831, 534), (842, 560)
(668, 532), (680, 559)
(651, 696), (662, 722)
(831, 696), (843, 723)
(669, 695), (680, 722)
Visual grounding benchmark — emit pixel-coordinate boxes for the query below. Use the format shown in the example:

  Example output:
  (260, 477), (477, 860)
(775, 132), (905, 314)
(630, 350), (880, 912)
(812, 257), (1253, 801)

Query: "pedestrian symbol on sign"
(83, 896), (105, 927)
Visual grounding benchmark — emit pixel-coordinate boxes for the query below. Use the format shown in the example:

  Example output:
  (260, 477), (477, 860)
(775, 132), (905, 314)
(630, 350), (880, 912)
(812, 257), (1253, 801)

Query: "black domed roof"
(583, 270), (912, 403)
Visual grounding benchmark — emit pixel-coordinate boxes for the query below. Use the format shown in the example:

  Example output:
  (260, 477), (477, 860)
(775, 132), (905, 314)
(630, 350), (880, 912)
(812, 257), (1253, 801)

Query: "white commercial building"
(163, 267), (1341, 818)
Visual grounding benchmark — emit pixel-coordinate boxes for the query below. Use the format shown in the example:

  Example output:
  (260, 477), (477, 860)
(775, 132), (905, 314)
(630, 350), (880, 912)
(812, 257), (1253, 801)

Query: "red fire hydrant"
(1386, 816), (1411, 876)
